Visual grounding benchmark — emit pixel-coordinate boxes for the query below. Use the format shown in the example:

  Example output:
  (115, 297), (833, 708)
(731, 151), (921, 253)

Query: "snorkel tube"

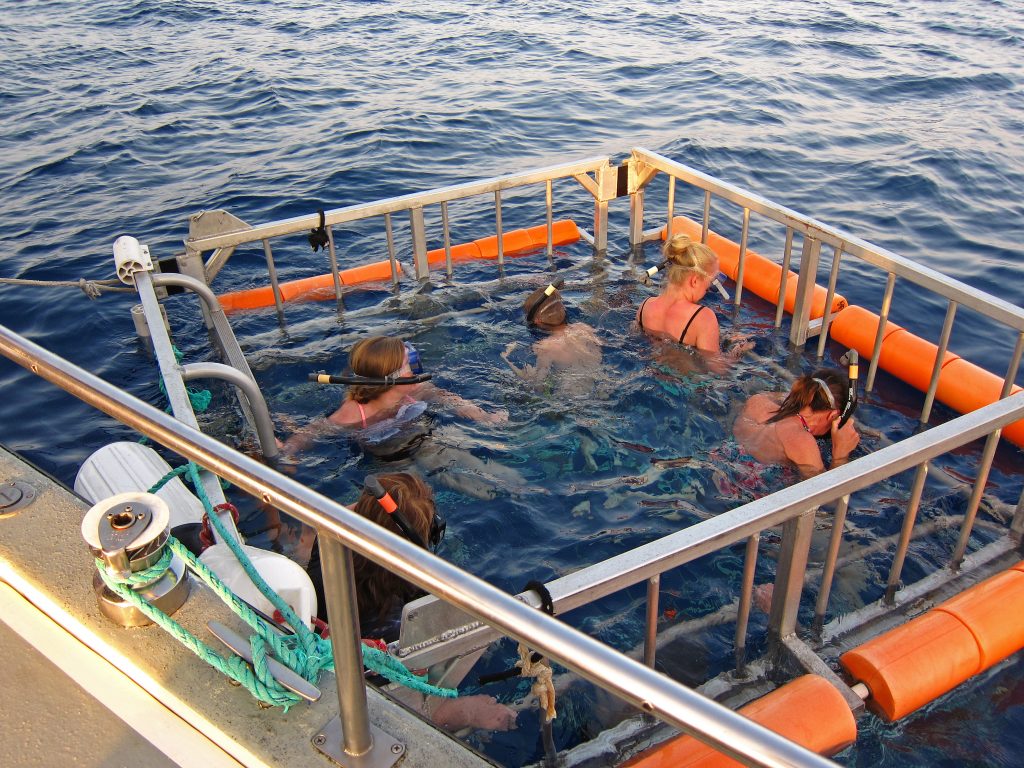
(644, 259), (731, 300)
(526, 278), (565, 324)
(309, 372), (432, 386)
(838, 349), (859, 428)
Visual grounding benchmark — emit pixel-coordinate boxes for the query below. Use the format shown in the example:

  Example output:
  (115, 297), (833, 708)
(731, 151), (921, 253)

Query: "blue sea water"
(1, 1), (1024, 766)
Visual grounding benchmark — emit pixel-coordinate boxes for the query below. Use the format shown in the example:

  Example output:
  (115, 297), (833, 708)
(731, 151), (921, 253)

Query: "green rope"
(138, 462), (456, 701)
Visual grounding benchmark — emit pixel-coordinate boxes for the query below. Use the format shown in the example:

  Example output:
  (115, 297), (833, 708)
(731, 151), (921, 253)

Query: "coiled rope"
(93, 460), (456, 710)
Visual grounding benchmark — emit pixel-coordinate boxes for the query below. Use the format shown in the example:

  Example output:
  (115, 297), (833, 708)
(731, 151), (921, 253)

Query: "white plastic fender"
(75, 442), (205, 530)
(199, 543), (317, 630)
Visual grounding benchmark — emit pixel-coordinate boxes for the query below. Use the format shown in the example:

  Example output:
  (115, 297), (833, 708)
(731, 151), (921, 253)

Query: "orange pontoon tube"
(829, 304), (1024, 447)
(841, 562), (1024, 721)
(217, 260), (397, 313)
(426, 220), (580, 265)
(622, 674), (856, 768)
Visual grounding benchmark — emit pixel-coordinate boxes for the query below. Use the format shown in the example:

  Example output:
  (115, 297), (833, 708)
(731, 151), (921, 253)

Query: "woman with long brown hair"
(733, 368), (860, 477)
(305, 472), (518, 732)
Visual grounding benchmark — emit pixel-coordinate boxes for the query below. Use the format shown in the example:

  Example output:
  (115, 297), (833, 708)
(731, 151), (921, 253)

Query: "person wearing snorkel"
(501, 279), (602, 396)
(637, 233), (752, 362)
(733, 367), (860, 477)
(305, 472), (518, 733)
(281, 335), (507, 456)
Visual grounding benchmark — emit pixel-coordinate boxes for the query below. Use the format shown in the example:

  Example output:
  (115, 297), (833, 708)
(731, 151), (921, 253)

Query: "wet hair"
(351, 472), (435, 624)
(523, 285), (566, 327)
(661, 233), (719, 285)
(767, 368), (848, 424)
(345, 336), (406, 404)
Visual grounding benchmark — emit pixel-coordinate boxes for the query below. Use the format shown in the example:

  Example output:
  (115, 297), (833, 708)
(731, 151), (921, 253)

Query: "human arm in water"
(417, 382), (508, 424)
(781, 418), (861, 477)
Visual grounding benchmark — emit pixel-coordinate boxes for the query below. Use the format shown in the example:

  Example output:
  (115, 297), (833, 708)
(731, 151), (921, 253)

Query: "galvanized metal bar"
(811, 495), (850, 636)
(768, 509), (815, 644)
(884, 463), (930, 604)
(188, 157), (609, 249)
(440, 201), (453, 278)
(866, 273), (897, 392)
(261, 239), (284, 318)
(734, 534), (759, 677)
(774, 227), (795, 329)
(921, 301), (957, 423)
(951, 332), (1024, 570)
(409, 207), (429, 280)
(0, 323), (842, 768)
(950, 431), (1002, 571)
(384, 214), (399, 287)
(630, 147), (1024, 332)
(735, 208), (750, 309)
(325, 225), (343, 302)
(788, 236), (822, 348)
(666, 176), (676, 241)
(644, 574), (660, 669)
(627, 165), (645, 248)
(494, 190), (505, 266)
(129, 274), (237, 543)
(318, 536), (375, 758)
(545, 179), (554, 257)
(701, 191), (711, 244)
(815, 245), (844, 359)
(180, 362), (279, 461)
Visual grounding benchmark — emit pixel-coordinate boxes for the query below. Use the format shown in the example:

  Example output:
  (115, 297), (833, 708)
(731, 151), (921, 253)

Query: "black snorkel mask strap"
(526, 278), (565, 325)
(838, 350), (859, 428)
(309, 372), (432, 386)
(365, 475), (428, 549)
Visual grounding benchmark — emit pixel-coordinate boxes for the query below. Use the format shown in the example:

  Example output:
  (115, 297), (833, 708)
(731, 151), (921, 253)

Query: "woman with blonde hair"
(733, 368), (860, 477)
(638, 232), (755, 363)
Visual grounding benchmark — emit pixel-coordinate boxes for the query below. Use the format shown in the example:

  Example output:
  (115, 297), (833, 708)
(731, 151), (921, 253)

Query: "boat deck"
(0, 446), (492, 768)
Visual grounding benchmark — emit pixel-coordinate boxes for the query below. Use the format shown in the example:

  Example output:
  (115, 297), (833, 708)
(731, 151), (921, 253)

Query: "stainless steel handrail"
(186, 156), (611, 253)
(0, 322), (839, 768)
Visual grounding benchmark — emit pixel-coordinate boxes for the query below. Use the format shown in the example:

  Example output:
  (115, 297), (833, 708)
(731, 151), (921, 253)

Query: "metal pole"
(319, 536), (374, 757)
(815, 245), (844, 359)
(812, 495), (850, 635)
(866, 273), (896, 393)
(734, 534), (759, 676)
(261, 239), (285, 319)
(326, 225), (343, 303)
(920, 302), (957, 423)
(884, 463), (929, 603)
(774, 227), (794, 329)
(644, 574), (660, 668)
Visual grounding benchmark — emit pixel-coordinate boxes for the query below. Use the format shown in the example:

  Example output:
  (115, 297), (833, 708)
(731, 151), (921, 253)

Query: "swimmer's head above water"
(342, 335), (427, 403)
(523, 278), (567, 328)
(647, 233), (730, 300)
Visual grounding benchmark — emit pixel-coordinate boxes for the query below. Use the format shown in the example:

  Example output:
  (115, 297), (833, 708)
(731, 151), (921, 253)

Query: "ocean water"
(1, 1), (1023, 766)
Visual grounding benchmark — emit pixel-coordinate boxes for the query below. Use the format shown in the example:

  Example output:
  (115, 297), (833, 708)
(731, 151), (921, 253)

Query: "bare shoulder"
(328, 400), (361, 427)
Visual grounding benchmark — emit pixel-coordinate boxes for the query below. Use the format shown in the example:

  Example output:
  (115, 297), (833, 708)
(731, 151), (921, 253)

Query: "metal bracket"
(0, 480), (37, 518)
(312, 718), (404, 768)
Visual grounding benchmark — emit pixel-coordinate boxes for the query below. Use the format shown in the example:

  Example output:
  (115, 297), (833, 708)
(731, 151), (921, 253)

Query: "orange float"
(622, 675), (856, 768)
(660, 216), (847, 320)
(829, 304), (1024, 447)
(426, 220), (580, 265)
(217, 260), (397, 313)
(840, 564), (1024, 721)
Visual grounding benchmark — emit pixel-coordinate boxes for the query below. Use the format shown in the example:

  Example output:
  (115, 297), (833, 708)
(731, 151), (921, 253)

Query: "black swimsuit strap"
(678, 305), (708, 344)
(637, 297), (650, 330)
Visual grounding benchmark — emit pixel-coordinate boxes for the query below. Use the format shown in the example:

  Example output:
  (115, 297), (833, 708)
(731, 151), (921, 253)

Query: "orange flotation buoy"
(621, 675), (856, 768)
(426, 220), (580, 265)
(840, 563), (1024, 721)
(217, 260), (397, 313)
(829, 304), (1024, 447)
(660, 216), (847, 320)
